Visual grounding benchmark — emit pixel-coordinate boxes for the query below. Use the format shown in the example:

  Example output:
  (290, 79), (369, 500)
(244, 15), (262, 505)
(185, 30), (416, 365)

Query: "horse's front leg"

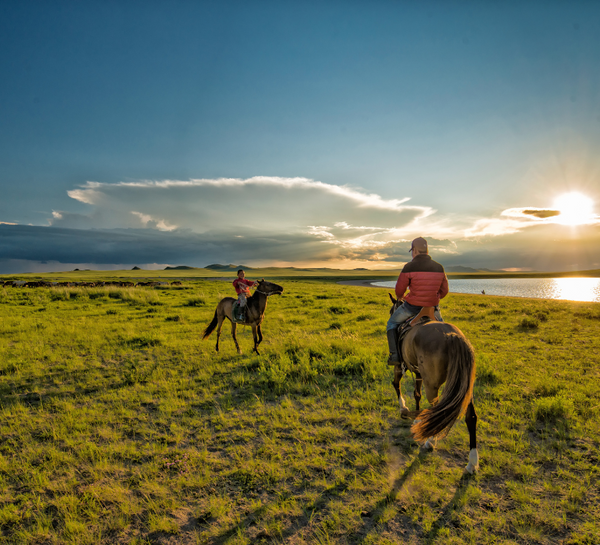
(231, 322), (242, 355)
(256, 324), (263, 347)
(392, 365), (409, 416)
(465, 400), (479, 474)
(251, 324), (260, 354)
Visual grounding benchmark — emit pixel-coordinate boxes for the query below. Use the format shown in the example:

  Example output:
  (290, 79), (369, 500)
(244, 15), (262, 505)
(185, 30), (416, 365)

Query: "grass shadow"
(202, 477), (358, 544)
(355, 448), (432, 544)
(422, 471), (477, 544)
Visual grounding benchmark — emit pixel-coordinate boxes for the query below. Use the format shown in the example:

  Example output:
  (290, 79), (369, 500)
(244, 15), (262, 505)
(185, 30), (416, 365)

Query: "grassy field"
(0, 275), (599, 544)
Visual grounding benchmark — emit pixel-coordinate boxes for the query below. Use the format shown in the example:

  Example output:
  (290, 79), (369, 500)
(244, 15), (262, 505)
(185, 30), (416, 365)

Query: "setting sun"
(553, 192), (595, 226)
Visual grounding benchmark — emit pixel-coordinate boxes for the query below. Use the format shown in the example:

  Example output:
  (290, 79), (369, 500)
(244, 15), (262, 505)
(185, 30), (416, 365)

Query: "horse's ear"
(388, 293), (397, 304)
(261, 278), (265, 282)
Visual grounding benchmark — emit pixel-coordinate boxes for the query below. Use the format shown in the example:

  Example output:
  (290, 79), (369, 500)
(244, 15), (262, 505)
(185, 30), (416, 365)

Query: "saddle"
(409, 306), (437, 326)
(394, 307), (439, 368)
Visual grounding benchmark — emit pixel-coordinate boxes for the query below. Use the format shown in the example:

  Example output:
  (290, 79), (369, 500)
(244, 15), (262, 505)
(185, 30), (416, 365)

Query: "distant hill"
(164, 266), (197, 270)
(446, 266), (504, 273)
(204, 264), (249, 271)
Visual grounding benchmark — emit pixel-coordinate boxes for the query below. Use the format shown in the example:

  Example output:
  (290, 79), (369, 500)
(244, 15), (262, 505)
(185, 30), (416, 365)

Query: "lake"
(371, 277), (600, 303)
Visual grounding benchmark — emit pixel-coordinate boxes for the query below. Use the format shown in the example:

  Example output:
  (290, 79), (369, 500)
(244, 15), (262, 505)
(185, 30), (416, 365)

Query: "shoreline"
(337, 279), (390, 288)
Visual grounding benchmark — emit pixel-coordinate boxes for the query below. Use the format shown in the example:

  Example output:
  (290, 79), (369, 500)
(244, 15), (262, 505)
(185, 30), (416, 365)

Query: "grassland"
(0, 274), (599, 544)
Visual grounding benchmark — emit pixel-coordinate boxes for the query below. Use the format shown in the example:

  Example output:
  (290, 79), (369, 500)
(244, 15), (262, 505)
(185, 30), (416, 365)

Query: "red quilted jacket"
(395, 254), (449, 307)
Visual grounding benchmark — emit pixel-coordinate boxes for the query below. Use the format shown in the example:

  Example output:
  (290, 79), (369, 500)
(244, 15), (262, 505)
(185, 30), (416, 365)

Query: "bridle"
(254, 288), (280, 296)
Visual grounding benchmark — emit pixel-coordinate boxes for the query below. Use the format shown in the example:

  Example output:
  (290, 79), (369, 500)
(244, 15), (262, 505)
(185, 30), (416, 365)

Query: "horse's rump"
(407, 322), (476, 442)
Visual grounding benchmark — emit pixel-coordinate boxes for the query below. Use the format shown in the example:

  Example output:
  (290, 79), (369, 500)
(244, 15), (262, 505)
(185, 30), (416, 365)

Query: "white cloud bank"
(1, 176), (599, 273)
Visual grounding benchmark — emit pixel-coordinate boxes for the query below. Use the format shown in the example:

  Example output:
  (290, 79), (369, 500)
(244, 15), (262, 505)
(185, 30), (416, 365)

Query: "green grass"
(0, 278), (599, 544)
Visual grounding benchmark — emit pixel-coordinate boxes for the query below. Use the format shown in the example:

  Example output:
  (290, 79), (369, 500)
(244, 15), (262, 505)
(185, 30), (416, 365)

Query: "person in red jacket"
(386, 237), (449, 365)
(233, 269), (256, 311)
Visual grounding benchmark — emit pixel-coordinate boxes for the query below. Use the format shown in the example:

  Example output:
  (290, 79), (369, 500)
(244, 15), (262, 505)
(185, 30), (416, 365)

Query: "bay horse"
(388, 294), (479, 474)
(202, 279), (283, 355)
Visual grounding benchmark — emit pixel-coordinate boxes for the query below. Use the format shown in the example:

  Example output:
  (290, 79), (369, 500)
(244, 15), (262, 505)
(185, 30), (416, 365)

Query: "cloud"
(502, 207), (561, 220)
(67, 177), (419, 212)
(463, 217), (528, 238)
(462, 203), (600, 239)
(521, 209), (561, 219)
(3, 176), (600, 273)
(0, 223), (369, 269)
(57, 177), (434, 234)
(131, 211), (178, 231)
(501, 206), (600, 225)
(40, 176), (444, 267)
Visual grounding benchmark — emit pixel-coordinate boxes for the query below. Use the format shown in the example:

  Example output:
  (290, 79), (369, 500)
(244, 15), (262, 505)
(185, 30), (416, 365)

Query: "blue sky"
(1, 0), (600, 273)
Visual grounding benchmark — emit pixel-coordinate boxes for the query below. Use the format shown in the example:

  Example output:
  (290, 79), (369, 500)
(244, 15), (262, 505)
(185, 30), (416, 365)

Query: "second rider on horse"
(232, 269), (256, 321)
(386, 237), (449, 365)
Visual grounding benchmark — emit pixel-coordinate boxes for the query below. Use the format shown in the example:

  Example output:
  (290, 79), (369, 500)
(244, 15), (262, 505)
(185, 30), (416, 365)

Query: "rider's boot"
(387, 328), (400, 365)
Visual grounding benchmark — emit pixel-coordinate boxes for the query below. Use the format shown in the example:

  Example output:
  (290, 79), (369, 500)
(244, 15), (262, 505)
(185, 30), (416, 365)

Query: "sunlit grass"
(0, 279), (598, 543)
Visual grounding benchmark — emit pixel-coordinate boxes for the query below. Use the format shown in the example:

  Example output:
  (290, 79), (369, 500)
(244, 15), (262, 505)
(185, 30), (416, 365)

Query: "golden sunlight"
(551, 278), (600, 302)
(553, 192), (595, 226)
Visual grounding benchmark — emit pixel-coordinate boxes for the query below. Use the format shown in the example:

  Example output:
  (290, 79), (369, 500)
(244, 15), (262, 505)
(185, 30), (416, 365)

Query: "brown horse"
(388, 294), (479, 473)
(202, 279), (283, 355)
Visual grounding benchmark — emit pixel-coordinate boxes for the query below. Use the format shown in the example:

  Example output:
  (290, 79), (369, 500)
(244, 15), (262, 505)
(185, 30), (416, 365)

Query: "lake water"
(371, 277), (600, 303)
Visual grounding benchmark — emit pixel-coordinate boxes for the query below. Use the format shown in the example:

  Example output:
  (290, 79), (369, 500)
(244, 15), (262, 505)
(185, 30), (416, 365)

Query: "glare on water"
(550, 278), (600, 302)
(372, 277), (600, 302)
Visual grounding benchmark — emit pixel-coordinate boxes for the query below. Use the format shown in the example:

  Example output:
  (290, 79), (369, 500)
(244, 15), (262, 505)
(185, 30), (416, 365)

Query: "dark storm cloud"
(0, 224), (347, 270)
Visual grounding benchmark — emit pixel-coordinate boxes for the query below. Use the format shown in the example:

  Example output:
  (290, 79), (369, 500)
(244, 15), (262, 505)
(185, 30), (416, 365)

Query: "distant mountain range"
(164, 264), (249, 271)
(203, 264), (250, 271)
(163, 264), (505, 273)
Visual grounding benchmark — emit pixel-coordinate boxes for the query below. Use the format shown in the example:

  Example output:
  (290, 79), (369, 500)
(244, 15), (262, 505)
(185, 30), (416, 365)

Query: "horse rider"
(386, 237), (449, 365)
(233, 269), (257, 315)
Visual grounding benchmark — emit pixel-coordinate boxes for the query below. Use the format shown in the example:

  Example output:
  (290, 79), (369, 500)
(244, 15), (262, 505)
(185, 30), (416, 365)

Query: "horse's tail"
(411, 332), (476, 442)
(202, 310), (218, 340)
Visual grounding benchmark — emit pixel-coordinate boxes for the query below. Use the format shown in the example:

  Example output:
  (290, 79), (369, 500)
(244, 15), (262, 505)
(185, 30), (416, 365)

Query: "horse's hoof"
(465, 449), (479, 474)
(399, 408), (410, 419)
(465, 462), (478, 474)
(420, 439), (435, 452)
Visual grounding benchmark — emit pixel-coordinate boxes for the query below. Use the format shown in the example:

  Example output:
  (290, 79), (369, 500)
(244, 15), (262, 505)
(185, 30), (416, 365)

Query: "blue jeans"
(386, 301), (443, 331)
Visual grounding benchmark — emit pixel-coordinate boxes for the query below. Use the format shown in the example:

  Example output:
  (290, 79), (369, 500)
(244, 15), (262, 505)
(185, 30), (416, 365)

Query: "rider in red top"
(386, 237), (449, 365)
(233, 269), (256, 311)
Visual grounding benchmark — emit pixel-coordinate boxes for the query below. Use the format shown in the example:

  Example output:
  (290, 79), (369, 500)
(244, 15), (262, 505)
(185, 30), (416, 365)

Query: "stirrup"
(409, 307), (437, 326)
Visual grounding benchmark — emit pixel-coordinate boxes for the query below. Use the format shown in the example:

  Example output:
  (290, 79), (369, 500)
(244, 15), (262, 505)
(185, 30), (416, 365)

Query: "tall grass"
(0, 280), (598, 544)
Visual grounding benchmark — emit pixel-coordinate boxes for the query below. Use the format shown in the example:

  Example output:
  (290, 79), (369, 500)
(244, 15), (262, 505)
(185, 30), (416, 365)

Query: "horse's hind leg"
(231, 323), (242, 354)
(414, 373), (423, 411)
(465, 400), (479, 474)
(215, 316), (225, 352)
(419, 381), (441, 451)
(392, 365), (409, 415)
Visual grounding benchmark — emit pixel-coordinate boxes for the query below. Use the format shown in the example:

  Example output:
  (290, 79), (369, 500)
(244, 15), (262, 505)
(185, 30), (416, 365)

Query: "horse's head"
(255, 279), (284, 296)
(389, 293), (400, 316)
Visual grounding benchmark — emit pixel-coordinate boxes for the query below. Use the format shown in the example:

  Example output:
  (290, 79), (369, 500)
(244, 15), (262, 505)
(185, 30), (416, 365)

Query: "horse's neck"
(249, 293), (267, 313)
